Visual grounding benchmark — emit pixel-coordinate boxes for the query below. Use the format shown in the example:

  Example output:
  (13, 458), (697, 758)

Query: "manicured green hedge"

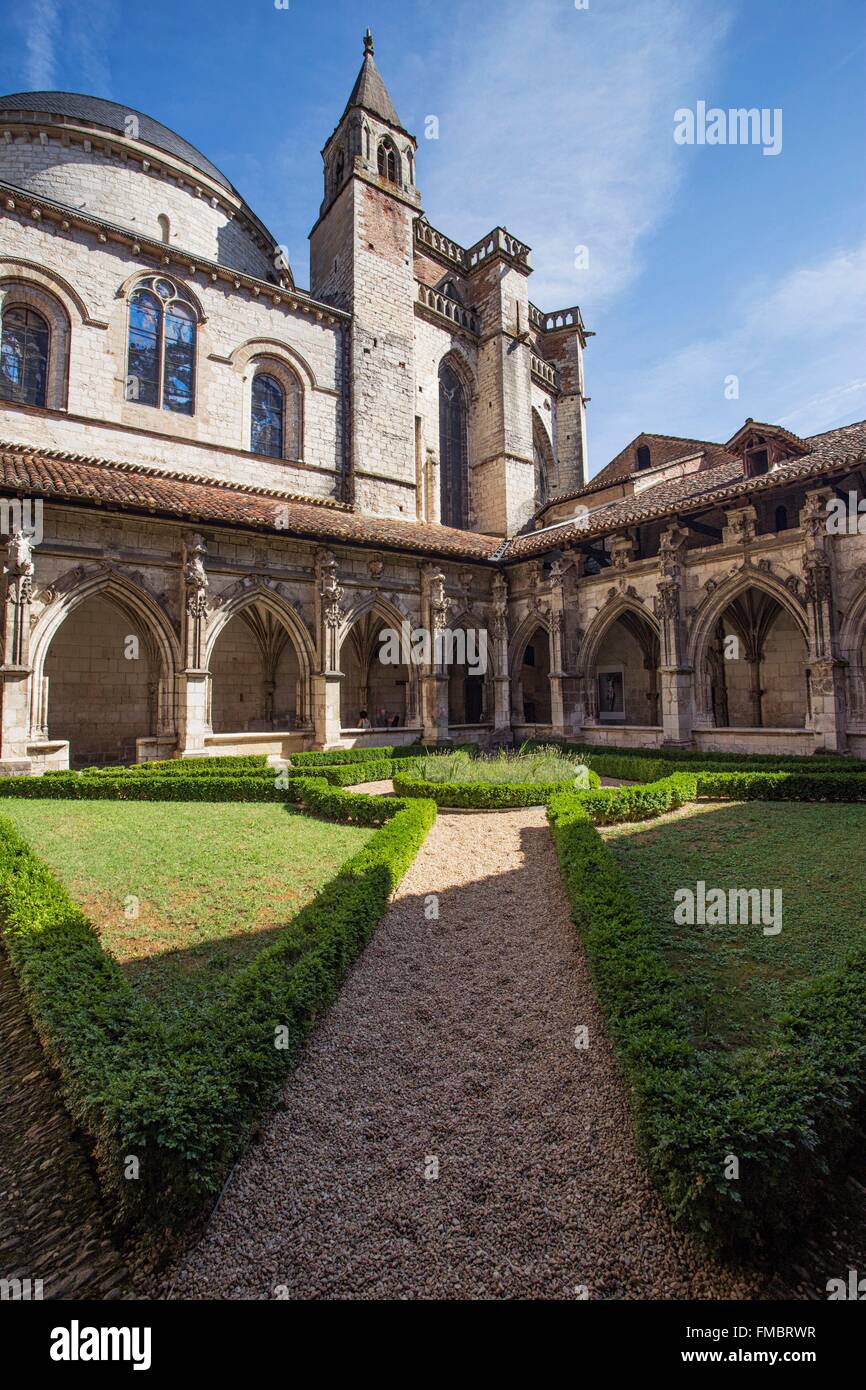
(559, 772), (698, 825)
(696, 770), (866, 801)
(392, 768), (601, 808)
(289, 745), (424, 766)
(0, 773), (299, 802)
(74, 754), (270, 775)
(547, 788), (866, 1250)
(0, 781), (436, 1239)
(529, 739), (865, 777)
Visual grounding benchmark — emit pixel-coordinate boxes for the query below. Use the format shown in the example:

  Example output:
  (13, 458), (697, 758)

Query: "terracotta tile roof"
(506, 420), (866, 560)
(1, 420), (863, 569)
(570, 431), (738, 498)
(0, 444), (503, 563)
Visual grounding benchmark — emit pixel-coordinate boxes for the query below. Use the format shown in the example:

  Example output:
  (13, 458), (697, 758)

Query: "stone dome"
(0, 90), (291, 283)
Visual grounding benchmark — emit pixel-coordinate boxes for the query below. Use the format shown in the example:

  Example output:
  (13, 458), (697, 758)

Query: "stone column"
(176, 532), (210, 756)
(547, 560), (567, 736)
(654, 522), (693, 747)
(313, 548), (344, 747)
(801, 489), (848, 751)
(490, 572), (511, 733)
(420, 564), (450, 744)
(0, 531), (36, 771)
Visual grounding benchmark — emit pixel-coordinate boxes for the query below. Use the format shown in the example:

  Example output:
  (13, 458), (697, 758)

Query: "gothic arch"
(577, 594), (659, 677)
(337, 594), (419, 728)
(839, 573), (866, 655)
(688, 568), (809, 672)
(509, 610), (553, 725)
(205, 582), (315, 677)
(115, 268), (207, 324)
(508, 607), (551, 677)
(688, 570), (810, 729)
(532, 409), (556, 506)
(837, 575), (866, 727)
(336, 592), (409, 654)
(577, 595), (661, 727)
(30, 568), (181, 748)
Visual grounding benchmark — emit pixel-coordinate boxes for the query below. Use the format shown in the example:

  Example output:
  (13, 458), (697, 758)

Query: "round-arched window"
(251, 373), (285, 458)
(0, 305), (49, 406)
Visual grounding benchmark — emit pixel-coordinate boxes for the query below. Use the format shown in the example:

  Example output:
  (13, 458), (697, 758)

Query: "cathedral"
(0, 32), (864, 771)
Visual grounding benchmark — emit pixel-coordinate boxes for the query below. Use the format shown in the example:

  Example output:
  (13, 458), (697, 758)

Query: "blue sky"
(1, 0), (864, 475)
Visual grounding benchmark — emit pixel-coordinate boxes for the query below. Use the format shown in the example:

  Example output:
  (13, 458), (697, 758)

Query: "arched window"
(126, 276), (196, 415)
(251, 373), (285, 458)
(377, 140), (398, 183)
(0, 305), (49, 406)
(157, 214), (171, 244)
(533, 411), (555, 510)
(636, 444), (652, 470)
(334, 150), (345, 192)
(439, 362), (467, 528)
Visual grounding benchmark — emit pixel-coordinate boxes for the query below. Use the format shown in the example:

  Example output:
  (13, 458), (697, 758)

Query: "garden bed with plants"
(0, 755), (436, 1244)
(393, 747), (601, 808)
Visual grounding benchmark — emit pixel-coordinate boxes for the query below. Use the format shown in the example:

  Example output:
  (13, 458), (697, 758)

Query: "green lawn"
(602, 799), (866, 1054)
(0, 799), (374, 1010)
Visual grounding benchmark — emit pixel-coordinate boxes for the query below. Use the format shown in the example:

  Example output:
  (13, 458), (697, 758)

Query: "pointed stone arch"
(688, 568), (809, 670)
(205, 582), (315, 731)
(532, 408), (556, 507)
(578, 593), (659, 677)
(337, 594), (420, 730)
(30, 567), (180, 762)
(577, 595), (661, 727)
(688, 569), (810, 728)
(507, 609), (553, 726)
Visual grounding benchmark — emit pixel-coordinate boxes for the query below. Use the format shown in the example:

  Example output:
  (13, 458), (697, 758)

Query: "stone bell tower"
(310, 31), (421, 519)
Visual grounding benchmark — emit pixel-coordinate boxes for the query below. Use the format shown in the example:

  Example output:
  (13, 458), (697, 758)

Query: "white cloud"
(417, 0), (732, 314)
(588, 238), (866, 465)
(24, 0), (58, 89)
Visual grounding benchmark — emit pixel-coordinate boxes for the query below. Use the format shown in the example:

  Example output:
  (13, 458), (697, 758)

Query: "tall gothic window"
(251, 373), (285, 458)
(439, 362), (467, 528)
(377, 139), (398, 183)
(0, 305), (49, 406)
(533, 412), (554, 510)
(126, 276), (196, 415)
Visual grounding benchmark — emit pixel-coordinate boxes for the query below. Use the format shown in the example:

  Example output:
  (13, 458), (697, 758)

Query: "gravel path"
(168, 806), (768, 1301)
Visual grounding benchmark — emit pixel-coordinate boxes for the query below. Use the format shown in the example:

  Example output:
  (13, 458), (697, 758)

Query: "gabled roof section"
(587, 431), (737, 492)
(342, 31), (402, 129)
(505, 420), (866, 561)
(724, 419), (810, 457)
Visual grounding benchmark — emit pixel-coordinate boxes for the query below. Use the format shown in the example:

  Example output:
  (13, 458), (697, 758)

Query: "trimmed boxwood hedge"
(527, 739), (866, 779)
(3, 756), (435, 802)
(75, 754), (270, 775)
(0, 777), (436, 1238)
(392, 768), (601, 808)
(288, 745), (425, 766)
(695, 769), (866, 801)
(547, 785), (866, 1250)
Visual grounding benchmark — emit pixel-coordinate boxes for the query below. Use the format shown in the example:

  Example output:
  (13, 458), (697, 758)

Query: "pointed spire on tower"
(343, 28), (402, 129)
